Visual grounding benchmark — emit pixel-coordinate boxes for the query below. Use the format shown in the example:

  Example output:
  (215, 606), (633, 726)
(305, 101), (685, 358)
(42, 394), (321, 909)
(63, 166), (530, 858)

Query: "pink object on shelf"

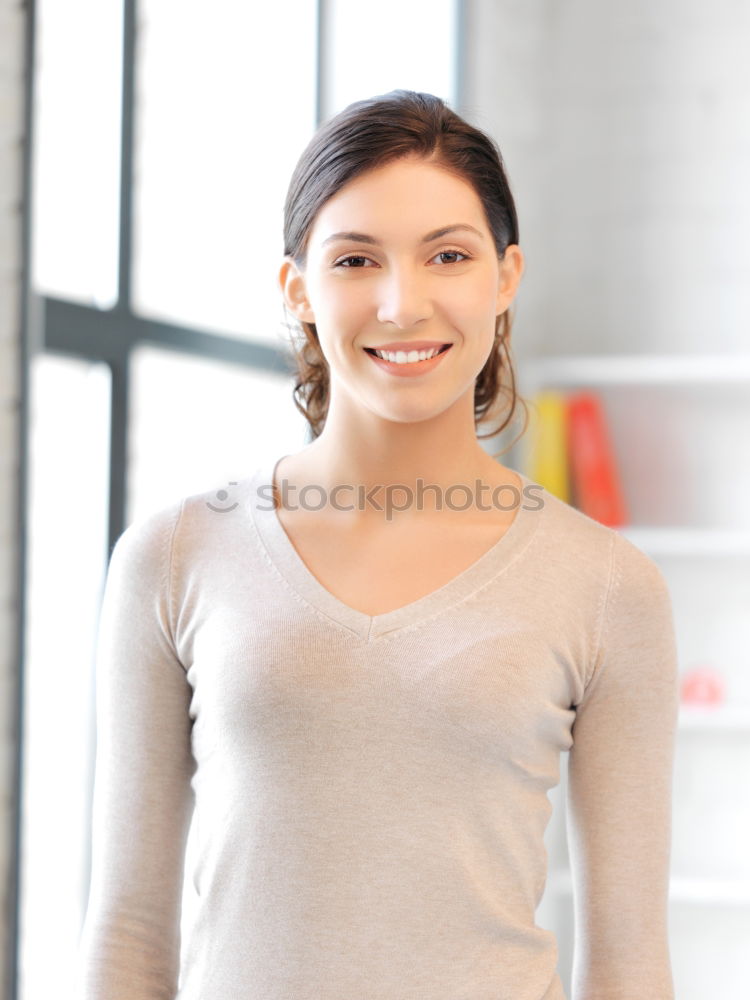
(680, 666), (726, 707)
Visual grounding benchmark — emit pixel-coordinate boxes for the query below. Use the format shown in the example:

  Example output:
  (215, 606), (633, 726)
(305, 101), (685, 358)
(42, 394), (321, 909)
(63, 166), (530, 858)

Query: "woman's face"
(281, 154), (523, 427)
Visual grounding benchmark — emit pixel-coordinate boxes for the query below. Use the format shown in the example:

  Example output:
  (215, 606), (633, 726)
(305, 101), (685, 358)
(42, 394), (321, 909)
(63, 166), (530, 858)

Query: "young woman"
(76, 91), (679, 1000)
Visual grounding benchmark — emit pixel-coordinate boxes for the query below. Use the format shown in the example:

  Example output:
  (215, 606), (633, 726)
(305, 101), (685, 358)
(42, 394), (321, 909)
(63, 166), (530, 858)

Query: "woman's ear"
(279, 257), (315, 324)
(495, 244), (525, 316)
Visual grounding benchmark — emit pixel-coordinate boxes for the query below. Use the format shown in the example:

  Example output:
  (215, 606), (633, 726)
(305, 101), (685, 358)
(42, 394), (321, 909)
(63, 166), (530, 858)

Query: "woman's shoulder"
(525, 480), (666, 587)
(112, 471), (256, 566)
(133, 469), (269, 529)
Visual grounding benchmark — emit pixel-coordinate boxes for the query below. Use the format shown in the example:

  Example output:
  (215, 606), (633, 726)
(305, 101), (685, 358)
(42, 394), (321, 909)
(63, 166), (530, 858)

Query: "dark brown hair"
(280, 89), (529, 455)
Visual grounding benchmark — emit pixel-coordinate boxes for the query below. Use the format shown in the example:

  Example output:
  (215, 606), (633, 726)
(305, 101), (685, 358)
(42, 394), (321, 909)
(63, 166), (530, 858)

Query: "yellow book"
(527, 391), (570, 503)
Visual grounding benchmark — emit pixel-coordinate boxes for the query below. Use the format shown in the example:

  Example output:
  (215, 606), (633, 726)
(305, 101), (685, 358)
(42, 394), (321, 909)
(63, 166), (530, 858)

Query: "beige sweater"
(74, 456), (679, 999)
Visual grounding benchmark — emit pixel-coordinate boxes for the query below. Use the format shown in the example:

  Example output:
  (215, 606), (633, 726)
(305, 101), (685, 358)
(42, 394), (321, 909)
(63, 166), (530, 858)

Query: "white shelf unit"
(518, 352), (750, 926)
(677, 705), (750, 731)
(546, 868), (750, 907)
(518, 353), (750, 387)
(514, 353), (750, 498)
(616, 527), (750, 558)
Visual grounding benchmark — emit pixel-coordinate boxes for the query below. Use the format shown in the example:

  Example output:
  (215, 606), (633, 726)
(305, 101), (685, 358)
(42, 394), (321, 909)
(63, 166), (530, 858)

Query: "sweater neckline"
(248, 453), (543, 642)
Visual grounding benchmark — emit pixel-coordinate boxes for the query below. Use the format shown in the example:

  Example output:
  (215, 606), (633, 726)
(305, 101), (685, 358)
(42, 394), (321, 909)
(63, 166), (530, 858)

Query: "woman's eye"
(333, 255), (373, 268)
(433, 250), (470, 265)
(333, 249), (471, 269)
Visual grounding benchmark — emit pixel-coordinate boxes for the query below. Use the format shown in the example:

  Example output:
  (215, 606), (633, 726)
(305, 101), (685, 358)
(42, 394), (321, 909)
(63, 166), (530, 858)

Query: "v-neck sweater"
(75, 454), (680, 1000)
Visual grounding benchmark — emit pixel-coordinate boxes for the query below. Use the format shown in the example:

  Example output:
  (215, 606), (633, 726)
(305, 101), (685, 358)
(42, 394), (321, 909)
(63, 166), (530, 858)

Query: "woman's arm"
(566, 531), (680, 1000)
(74, 500), (196, 1000)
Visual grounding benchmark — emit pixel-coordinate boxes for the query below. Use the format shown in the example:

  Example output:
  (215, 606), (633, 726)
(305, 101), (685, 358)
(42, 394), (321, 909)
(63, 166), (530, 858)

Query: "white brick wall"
(462, 0), (750, 359)
(0, 0), (23, 996)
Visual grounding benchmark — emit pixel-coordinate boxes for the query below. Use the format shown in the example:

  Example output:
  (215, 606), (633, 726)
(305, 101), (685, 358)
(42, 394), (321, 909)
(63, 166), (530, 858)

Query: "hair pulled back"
(281, 89), (528, 454)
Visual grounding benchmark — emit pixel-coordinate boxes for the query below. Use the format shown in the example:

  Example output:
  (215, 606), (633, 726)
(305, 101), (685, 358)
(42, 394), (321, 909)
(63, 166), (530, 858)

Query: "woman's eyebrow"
(320, 224), (485, 247)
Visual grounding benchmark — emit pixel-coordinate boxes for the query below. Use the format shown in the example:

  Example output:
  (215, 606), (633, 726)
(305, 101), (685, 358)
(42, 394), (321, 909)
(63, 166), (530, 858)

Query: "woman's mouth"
(363, 343), (452, 377)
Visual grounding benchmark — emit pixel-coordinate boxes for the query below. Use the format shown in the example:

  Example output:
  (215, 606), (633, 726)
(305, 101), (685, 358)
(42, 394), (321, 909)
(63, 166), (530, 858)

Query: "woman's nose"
(375, 264), (433, 329)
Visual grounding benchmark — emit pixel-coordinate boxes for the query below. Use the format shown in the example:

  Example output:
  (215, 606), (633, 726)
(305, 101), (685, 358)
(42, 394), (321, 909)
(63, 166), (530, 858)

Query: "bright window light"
(30, 0), (123, 308)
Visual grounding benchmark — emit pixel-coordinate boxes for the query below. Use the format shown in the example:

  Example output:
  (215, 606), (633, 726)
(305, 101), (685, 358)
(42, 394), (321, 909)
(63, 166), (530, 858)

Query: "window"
(19, 1), (459, 995)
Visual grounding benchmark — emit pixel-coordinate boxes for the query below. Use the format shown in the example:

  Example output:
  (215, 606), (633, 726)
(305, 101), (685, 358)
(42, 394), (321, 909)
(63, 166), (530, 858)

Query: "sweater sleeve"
(74, 500), (196, 1000)
(565, 531), (680, 1000)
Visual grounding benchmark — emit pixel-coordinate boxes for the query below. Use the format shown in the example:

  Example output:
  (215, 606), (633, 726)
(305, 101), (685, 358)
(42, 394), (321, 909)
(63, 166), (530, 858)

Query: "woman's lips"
(364, 343), (452, 377)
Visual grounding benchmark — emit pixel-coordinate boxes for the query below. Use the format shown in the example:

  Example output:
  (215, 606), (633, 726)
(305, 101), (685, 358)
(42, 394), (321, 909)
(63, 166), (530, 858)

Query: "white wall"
(461, 0), (749, 360)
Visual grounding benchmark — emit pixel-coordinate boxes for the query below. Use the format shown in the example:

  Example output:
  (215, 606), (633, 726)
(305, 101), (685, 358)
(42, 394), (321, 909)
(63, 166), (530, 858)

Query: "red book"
(566, 391), (628, 527)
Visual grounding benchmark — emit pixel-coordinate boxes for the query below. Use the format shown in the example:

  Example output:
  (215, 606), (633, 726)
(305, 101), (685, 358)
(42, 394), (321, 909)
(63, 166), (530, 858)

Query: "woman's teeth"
(372, 346), (444, 364)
